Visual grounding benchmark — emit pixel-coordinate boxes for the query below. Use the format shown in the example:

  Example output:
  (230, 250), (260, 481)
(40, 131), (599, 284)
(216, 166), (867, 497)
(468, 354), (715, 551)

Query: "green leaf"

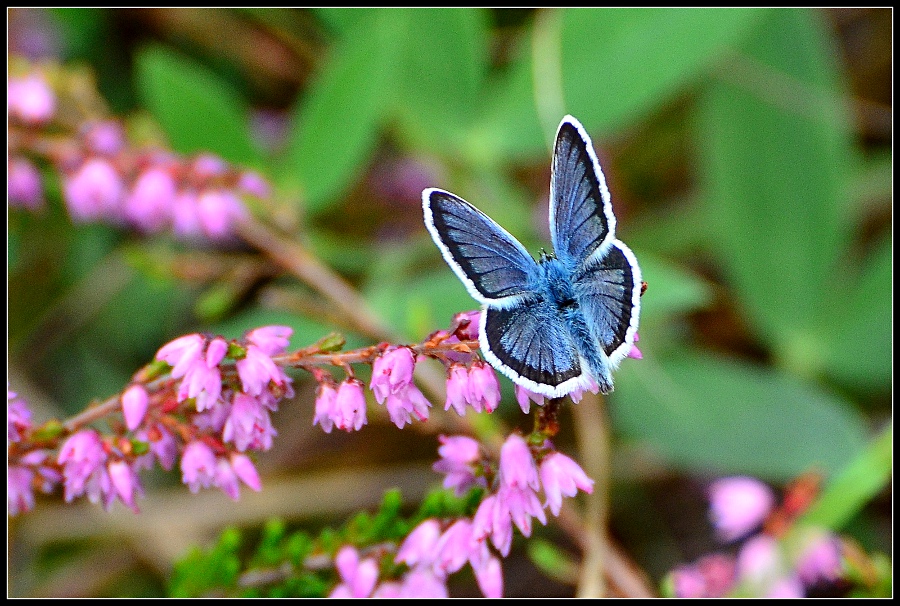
(472, 8), (767, 163)
(281, 10), (403, 214)
(697, 9), (854, 357)
(365, 269), (477, 341)
(797, 423), (892, 532)
(610, 351), (869, 481)
(311, 8), (376, 35)
(393, 8), (489, 152)
(634, 252), (714, 325)
(561, 8), (768, 136)
(135, 45), (260, 165)
(817, 236), (892, 389)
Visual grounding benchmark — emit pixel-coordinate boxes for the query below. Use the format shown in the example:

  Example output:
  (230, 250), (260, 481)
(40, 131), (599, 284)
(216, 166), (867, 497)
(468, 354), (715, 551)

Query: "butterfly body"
(424, 115), (641, 399)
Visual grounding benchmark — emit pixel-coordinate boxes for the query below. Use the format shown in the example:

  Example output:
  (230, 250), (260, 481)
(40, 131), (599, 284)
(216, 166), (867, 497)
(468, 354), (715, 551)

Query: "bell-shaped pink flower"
(539, 451), (594, 516)
(121, 384), (149, 431)
(708, 476), (775, 542)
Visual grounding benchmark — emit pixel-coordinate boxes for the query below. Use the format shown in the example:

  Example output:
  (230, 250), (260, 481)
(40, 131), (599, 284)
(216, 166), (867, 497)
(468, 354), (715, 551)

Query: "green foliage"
(166, 488), (477, 597)
(798, 423), (892, 532)
(135, 45), (261, 165)
(280, 10), (404, 214)
(612, 351), (868, 481)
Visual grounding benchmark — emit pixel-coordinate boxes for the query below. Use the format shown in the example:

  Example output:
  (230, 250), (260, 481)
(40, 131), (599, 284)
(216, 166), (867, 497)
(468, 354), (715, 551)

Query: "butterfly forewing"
(481, 300), (586, 396)
(423, 189), (538, 303)
(573, 240), (642, 367)
(549, 117), (616, 269)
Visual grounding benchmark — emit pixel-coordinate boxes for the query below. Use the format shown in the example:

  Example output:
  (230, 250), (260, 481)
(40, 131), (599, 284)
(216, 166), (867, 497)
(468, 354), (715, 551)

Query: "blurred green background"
(8, 8), (891, 597)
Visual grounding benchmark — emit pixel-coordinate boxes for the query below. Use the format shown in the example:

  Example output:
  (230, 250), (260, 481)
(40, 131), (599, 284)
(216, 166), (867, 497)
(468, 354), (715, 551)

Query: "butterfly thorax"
(539, 255), (579, 313)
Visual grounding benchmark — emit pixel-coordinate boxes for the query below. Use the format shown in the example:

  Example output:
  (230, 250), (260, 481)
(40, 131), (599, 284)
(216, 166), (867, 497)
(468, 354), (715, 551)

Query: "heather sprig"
(8, 63), (267, 241)
(6, 311), (488, 516)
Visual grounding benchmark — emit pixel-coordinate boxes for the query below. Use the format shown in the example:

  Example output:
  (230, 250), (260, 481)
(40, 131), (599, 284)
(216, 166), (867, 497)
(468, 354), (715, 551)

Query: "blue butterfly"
(422, 115), (642, 398)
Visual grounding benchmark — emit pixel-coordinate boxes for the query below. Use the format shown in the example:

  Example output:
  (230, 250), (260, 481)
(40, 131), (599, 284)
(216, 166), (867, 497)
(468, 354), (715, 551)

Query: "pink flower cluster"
(7, 326), (293, 515)
(313, 345), (437, 434)
(59, 145), (261, 240)
(8, 71), (271, 240)
(8, 389), (62, 515)
(328, 432), (594, 598)
(154, 326), (293, 499)
(669, 476), (845, 598)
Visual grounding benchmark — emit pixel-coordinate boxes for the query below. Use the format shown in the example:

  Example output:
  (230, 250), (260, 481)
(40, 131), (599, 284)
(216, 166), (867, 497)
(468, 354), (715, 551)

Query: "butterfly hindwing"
(573, 239), (642, 368)
(549, 116), (616, 269)
(423, 189), (539, 304)
(480, 298), (591, 398)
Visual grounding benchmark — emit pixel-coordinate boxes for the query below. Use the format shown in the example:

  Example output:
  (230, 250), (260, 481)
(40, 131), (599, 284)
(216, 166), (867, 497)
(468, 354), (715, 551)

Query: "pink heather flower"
(8, 466), (36, 515)
(628, 332), (643, 360)
(540, 452), (595, 516)
(192, 399), (231, 433)
(434, 519), (476, 574)
(313, 382), (338, 433)
(178, 359), (223, 412)
(8, 389), (33, 442)
(396, 566), (449, 598)
(8, 157), (43, 210)
(135, 423), (178, 471)
(383, 384), (431, 429)
(467, 362), (500, 413)
(432, 434), (484, 496)
(246, 325), (292, 356)
(444, 365), (470, 416)
(396, 519), (442, 568)
(181, 441), (217, 492)
(206, 337), (229, 366)
(412, 572), (452, 598)
(796, 531), (843, 586)
(124, 167), (177, 232)
(371, 347), (416, 403)
(83, 120), (126, 155)
(196, 189), (247, 239)
(334, 379), (367, 432)
(237, 171), (271, 198)
(515, 384), (545, 414)
(236, 345), (285, 397)
(230, 453), (262, 492)
(671, 564), (707, 598)
(736, 534), (783, 585)
(371, 582), (403, 598)
(121, 384), (149, 431)
(214, 457), (241, 500)
(472, 494), (513, 556)
(8, 73), (55, 123)
(767, 576), (805, 598)
(472, 553), (504, 598)
(498, 433), (539, 491)
(222, 393), (277, 451)
(172, 190), (202, 237)
(24, 450), (63, 495)
(454, 310), (482, 341)
(191, 153), (228, 178)
(330, 546), (379, 598)
(708, 476), (775, 542)
(671, 553), (737, 598)
(63, 158), (124, 222)
(107, 460), (141, 512)
(497, 484), (547, 537)
(57, 429), (107, 502)
(156, 333), (205, 378)
(569, 376), (600, 404)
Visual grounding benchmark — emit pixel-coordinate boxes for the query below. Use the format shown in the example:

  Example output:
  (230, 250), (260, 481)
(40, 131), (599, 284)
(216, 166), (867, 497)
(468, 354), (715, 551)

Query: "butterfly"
(422, 115), (641, 398)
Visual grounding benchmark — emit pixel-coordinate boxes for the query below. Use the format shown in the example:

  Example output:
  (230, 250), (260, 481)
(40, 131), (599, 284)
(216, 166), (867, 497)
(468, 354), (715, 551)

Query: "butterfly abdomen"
(541, 257), (614, 394)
